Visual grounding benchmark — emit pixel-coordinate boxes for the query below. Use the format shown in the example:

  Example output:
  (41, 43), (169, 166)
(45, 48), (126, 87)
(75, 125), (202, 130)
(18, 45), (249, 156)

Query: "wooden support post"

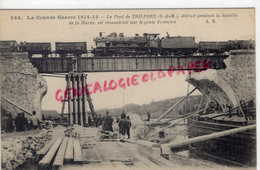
(72, 74), (76, 124)
(61, 77), (70, 124)
(64, 137), (74, 163)
(66, 75), (72, 125)
(184, 73), (191, 125)
(52, 137), (69, 170)
(85, 74), (95, 116)
(77, 74), (82, 126)
(81, 74), (87, 126)
(203, 95), (211, 114)
(156, 87), (197, 122)
(38, 137), (64, 169)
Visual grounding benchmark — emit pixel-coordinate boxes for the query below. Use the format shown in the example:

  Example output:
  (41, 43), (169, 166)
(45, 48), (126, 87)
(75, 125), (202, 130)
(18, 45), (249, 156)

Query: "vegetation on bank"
(96, 95), (207, 118)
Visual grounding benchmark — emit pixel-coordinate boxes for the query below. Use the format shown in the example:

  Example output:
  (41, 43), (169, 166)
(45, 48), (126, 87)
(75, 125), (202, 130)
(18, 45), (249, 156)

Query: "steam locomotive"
(0, 32), (255, 57)
(92, 32), (255, 56)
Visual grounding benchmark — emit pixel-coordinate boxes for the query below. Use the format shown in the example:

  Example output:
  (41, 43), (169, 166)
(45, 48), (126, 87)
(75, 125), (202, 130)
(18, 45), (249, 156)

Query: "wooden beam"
(145, 121), (170, 127)
(162, 124), (256, 149)
(3, 98), (32, 116)
(64, 137), (74, 163)
(147, 108), (204, 126)
(73, 139), (83, 164)
(156, 87), (197, 121)
(145, 108), (205, 140)
(38, 137), (64, 169)
(35, 138), (58, 162)
(52, 137), (69, 170)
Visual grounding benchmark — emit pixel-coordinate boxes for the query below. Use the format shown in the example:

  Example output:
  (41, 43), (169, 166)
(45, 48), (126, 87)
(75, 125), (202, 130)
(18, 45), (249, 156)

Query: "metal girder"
(30, 55), (228, 73)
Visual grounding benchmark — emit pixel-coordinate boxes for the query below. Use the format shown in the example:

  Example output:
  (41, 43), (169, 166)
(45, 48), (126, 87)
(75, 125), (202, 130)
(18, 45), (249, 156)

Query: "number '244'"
(11, 16), (22, 20)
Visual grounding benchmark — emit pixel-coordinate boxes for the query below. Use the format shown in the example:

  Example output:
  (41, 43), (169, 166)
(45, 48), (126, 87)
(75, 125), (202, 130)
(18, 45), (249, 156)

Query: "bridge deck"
(30, 55), (228, 73)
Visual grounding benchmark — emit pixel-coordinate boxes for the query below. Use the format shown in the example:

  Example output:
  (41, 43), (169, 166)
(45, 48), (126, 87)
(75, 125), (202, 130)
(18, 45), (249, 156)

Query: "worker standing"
(147, 112), (151, 121)
(2, 112), (14, 133)
(31, 111), (40, 129)
(126, 116), (132, 139)
(118, 116), (127, 139)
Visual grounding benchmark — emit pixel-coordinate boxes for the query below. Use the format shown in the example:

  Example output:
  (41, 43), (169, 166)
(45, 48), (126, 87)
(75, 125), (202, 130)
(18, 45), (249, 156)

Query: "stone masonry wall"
(1, 52), (48, 119)
(218, 53), (255, 103)
(187, 53), (255, 111)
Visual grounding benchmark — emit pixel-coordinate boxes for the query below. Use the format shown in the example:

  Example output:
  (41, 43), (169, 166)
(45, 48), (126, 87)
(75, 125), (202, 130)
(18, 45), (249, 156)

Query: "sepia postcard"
(0, 9), (256, 170)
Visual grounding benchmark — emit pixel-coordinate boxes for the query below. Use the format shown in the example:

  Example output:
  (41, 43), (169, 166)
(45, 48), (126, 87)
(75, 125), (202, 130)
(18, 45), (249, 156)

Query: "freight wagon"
(228, 40), (255, 50)
(25, 42), (52, 58)
(55, 42), (87, 57)
(198, 41), (229, 55)
(0, 41), (18, 53)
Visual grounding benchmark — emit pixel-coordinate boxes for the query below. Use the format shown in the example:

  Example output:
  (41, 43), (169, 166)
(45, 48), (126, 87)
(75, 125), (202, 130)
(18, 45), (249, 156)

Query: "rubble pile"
(127, 113), (149, 140)
(1, 129), (52, 170)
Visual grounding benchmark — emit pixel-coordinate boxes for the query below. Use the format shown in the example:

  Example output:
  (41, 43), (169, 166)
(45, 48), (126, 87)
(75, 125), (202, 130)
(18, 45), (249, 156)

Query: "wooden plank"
(163, 124), (256, 149)
(73, 139), (83, 163)
(99, 162), (129, 169)
(134, 153), (161, 169)
(36, 138), (58, 162)
(133, 160), (151, 169)
(146, 154), (173, 168)
(199, 113), (226, 118)
(119, 138), (136, 144)
(52, 137), (69, 170)
(64, 137), (74, 163)
(38, 137), (64, 169)
(153, 155), (178, 167)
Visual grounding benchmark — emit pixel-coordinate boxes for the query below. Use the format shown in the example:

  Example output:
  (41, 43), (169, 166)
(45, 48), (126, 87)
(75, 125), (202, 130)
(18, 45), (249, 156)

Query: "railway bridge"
(29, 55), (228, 125)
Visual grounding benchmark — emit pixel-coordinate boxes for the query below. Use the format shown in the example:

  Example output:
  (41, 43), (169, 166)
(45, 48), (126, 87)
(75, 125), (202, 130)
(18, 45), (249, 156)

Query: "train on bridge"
(0, 32), (255, 57)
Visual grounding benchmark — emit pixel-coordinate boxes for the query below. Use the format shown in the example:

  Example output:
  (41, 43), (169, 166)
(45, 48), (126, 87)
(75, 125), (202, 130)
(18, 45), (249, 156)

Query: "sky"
(0, 9), (255, 113)
(41, 71), (201, 112)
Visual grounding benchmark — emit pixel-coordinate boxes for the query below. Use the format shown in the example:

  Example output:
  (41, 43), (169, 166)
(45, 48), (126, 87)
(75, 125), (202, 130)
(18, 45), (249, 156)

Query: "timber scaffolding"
(60, 73), (95, 126)
(141, 86), (256, 165)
